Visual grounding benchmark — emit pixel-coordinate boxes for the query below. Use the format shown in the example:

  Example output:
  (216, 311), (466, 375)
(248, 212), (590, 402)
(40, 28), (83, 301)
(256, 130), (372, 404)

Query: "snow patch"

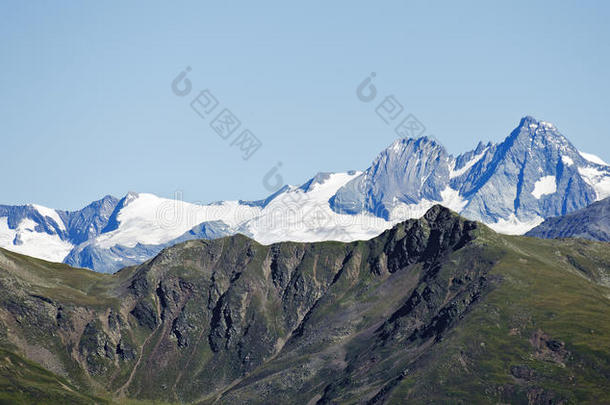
(95, 193), (261, 249)
(389, 200), (438, 222)
(578, 167), (610, 200)
(243, 172), (389, 244)
(440, 187), (469, 212)
(531, 176), (557, 199)
(487, 214), (544, 235)
(579, 151), (609, 166)
(390, 140), (403, 153)
(0, 217), (73, 262)
(561, 155), (573, 166)
(32, 204), (65, 231)
(389, 187), (468, 222)
(450, 149), (488, 179)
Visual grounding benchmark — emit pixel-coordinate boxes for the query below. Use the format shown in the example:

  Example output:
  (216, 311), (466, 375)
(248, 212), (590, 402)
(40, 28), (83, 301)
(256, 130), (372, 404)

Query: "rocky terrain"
(0, 206), (608, 404)
(527, 197), (610, 242)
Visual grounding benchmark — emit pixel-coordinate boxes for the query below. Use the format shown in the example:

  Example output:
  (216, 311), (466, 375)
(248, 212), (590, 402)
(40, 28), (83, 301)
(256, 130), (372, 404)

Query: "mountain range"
(0, 206), (608, 404)
(1, 116), (609, 273)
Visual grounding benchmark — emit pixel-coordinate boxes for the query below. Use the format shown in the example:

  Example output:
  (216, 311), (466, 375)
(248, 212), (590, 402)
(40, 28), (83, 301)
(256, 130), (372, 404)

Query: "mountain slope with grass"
(0, 206), (608, 404)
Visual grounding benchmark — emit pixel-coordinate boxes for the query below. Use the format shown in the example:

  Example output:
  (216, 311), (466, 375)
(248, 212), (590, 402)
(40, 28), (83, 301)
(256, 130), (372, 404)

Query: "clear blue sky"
(1, 1), (609, 210)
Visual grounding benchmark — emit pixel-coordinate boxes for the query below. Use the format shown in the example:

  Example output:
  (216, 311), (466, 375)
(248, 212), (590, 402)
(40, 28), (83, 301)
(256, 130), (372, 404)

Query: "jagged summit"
(507, 115), (569, 147)
(421, 203), (460, 222)
(332, 115), (609, 231)
(330, 136), (451, 218)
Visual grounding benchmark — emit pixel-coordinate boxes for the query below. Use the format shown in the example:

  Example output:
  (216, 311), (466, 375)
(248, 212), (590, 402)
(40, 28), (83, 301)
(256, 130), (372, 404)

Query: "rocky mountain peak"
(509, 116), (569, 147)
(63, 194), (120, 245)
(330, 136), (452, 219)
(421, 204), (459, 223)
(383, 136), (445, 159)
(299, 172), (333, 192)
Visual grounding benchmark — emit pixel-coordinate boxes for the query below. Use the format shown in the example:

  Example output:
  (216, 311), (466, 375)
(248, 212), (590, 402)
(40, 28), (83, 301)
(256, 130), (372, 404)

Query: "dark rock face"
(130, 301), (158, 330)
(510, 365), (535, 380)
(530, 330), (569, 365)
(79, 321), (116, 375)
(526, 197), (610, 241)
(116, 340), (136, 361)
(0, 206), (489, 402)
(121, 207), (493, 402)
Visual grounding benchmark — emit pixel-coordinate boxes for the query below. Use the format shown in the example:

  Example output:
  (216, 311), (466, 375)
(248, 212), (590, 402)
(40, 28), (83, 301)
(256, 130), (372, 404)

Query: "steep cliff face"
(0, 206), (608, 404)
(330, 138), (452, 218)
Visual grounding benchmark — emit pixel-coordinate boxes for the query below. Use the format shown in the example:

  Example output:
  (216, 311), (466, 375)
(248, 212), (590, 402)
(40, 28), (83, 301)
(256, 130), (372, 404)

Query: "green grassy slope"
(383, 233), (610, 404)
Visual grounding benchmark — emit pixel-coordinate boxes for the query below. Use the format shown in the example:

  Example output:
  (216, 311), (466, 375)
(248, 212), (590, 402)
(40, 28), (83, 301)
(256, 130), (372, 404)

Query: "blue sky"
(1, 1), (609, 210)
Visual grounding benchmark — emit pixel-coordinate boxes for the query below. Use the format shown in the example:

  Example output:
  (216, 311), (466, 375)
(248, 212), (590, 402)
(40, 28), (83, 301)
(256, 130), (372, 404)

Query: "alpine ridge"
(1, 116), (609, 272)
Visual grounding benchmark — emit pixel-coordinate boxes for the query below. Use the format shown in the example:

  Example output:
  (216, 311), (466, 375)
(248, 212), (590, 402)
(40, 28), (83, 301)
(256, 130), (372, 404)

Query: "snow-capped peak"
(94, 192), (260, 249)
(31, 204), (65, 231)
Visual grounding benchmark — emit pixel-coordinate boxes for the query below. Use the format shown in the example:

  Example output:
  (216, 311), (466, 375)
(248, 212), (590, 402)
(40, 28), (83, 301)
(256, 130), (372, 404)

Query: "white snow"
(389, 186), (468, 221)
(450, 149), (488, 179)
(579, 151), (609, 166)
(561, 155), (573, 166)
(440, 187), (469, 212)
(578, 166), (610, 200)
(242, 172), (390, 244)
(390, 140), (403, 153)
(574, 150), (610, 200)
(389, 201), (435, 222)
(0, 217), (73, 262)
(32, 204), (65, 231)
(94, 193), (261, 249)
(246, 181), (463, 243)
(487, 214), (545, 235)
(531, 175), (557, 199)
